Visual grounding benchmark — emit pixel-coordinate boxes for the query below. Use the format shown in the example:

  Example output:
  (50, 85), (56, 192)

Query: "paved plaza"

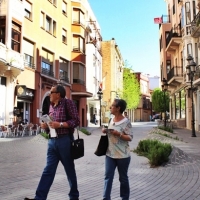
(0, 122), (200, 200)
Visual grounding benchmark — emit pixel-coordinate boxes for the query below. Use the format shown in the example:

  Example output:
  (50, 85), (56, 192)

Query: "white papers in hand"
(40, 114), (57, 137)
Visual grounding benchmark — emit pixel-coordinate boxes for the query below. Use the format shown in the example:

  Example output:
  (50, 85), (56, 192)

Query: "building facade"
(101, 38), (124, 123)
(159, 0), (200, 130)
(84, 2), (102, 126)
(0, 0), (100, 127)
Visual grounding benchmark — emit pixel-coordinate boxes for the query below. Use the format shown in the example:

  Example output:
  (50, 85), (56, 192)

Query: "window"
(73, 34), (85, 53)
(53, 20), (56, 36)
(46, 16), (51, 32)
(62, 1), (67, 15)
(166, 60), (171, 74)
(187, 43), (192, 56)
(41, 49), (54, 77)
(62, 29), (67, 43)
(23, 39), (35, 68)
(11, 22), (21, 52)
(0, 16), (6, 44)
(73, 8), (84, 25)
(24, 0), (32, 19)
(73, 63), (85, 84)
(59, 58), (69, 83)
(40, 12), (44, 28)
(185, 2), (191, 25)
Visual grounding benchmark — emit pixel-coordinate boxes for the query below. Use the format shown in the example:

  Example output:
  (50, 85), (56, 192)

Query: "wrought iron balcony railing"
(41, 67), (54, 77)
(167, 66), (183, 81)
(190, 11), (200, 37)
(24, 54), (35, 69)
(166, 23), (182, 47)
(73, 79), (85, 85)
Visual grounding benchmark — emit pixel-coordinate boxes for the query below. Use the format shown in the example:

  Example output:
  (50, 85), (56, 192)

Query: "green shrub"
(40, 132), (49, 139)
(133, 139), (172, 167)
(158, 126), (173, 133)
(80, 128), (91, 135)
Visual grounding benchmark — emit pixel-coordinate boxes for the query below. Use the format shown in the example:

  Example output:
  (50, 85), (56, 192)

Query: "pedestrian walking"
(102, 99), (133, 200)
(25, 84), (80, 200)
(93, 113), (97, 125)
(124, 111), (129, 119)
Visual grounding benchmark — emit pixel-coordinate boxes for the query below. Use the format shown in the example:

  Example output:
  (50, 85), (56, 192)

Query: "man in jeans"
(25, 85), (80, 200)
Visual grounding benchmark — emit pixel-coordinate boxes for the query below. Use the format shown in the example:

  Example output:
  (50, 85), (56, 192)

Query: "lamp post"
(186, 55), (196, 137)
(161, 78), (168, 127)
(97, 87), (103, 126)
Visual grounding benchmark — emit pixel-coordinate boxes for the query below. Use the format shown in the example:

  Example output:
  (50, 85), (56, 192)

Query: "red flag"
(154, 17), (162, 24)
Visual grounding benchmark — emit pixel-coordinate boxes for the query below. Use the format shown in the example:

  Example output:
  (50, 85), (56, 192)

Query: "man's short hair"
(55, 85), (66, 98)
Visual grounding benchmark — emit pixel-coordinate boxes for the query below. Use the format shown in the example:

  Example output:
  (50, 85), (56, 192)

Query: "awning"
(71, 91), (93, 98)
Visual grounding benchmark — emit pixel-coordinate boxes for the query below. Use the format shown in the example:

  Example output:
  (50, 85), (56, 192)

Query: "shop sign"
(16, 85), (34, 100)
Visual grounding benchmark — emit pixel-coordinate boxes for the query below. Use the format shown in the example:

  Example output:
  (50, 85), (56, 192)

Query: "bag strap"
(64, 98), (75, 135)
(76, 127), (80, 139)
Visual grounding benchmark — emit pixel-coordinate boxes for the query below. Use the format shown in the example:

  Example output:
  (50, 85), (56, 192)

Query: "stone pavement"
(0, 122), (200, 200)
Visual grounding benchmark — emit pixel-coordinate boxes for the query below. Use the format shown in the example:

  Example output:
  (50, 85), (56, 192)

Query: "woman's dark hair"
(114, 99), (127, 113)
(55, 85), (66, 98)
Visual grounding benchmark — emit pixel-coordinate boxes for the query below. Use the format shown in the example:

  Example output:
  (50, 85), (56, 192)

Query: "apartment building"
(0, 0), (25, 125)
(101, 38), (124, 123)
(0, 0), (99, 127)
(84, 2), (102, 125)
(159, 0), (200, 130)
(134, 73), (151, 122)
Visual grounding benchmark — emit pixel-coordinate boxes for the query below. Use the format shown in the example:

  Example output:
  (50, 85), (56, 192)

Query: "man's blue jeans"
(35, 135), (79, 200)
(103, 156), (131, 200)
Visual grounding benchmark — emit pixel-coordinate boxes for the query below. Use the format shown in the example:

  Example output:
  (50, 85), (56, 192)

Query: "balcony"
(167, 66), (183, 86)
(190, 12), (200, 38)
(0, 43), (24, 78)
(60, 75), (69, 83)
(165, 23), (182, 54)
(73, 79), (85, 85)
(24, 54), (35, 69)
(73, 46), (85, 54)
(41, 68), (54, 78)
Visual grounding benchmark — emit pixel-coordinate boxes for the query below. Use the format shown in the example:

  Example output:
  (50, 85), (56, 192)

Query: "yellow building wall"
(23, 0), (72, 63)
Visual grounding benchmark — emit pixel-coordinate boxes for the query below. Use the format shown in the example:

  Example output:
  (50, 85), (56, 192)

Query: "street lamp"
(186, 55), (196, 137)
(161, 78), (168, 127)
(97, 87), (103, 126)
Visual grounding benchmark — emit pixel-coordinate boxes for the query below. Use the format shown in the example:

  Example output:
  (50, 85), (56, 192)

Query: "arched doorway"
(42, 96), (50, 115)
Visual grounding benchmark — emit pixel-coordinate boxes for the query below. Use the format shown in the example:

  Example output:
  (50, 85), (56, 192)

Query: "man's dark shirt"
(49, 98), (80, 135)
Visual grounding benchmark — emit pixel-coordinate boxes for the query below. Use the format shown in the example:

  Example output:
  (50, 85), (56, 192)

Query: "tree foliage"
(151, 88), (170, 112)
(121, 68), (140, 109)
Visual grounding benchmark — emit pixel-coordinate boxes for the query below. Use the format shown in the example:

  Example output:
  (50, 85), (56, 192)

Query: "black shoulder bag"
(71, 127), (84, 159)
(94, 118), (111, 156)
(64, 99), (84, 159)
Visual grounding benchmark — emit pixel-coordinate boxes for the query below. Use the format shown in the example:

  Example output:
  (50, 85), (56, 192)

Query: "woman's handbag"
(94, 134), (108, 156)
(71, 128), (84, 159)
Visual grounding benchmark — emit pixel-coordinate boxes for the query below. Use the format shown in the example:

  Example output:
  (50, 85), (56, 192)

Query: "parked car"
(151, 114), (160, 121)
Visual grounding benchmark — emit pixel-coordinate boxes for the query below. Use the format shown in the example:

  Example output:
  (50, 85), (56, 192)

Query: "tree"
(151, 88), (170, 113)
(121, 68), (140, 109)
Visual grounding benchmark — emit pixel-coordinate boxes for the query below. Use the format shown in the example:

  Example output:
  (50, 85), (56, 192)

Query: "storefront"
(15, 85), (34, 124)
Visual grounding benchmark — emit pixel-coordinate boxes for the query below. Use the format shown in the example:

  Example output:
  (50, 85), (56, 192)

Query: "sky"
(88, 0), (167, 77)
